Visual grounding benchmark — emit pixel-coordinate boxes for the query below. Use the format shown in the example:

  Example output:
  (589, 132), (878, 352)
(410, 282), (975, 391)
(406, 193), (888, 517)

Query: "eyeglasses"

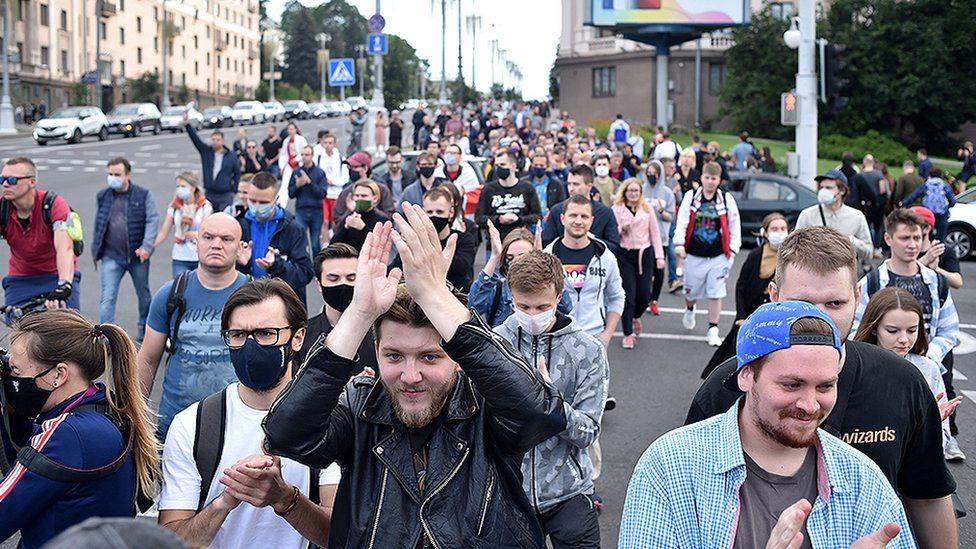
(0, 175), (34, 186)
(221, 327), (292, 348)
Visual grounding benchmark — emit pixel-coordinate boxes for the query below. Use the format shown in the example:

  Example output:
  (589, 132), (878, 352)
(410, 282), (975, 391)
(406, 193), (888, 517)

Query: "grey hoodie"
(495, 313), (608, 513)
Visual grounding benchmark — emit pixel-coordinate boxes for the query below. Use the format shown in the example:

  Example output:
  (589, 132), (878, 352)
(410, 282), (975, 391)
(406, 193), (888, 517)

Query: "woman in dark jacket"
(702, 213), (789, 378)
(332, 180), (391, 252)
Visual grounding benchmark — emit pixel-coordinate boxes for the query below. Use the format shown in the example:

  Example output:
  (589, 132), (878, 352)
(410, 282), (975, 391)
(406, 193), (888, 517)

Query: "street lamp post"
(371, 0), (383, 108)
(438, 0), (447, 105)
(784, 0), (818, 188)
(161, 0), (170, 108)
(466, 15), (481, 89)
(0, 0), (17, 134)
(456, 0), (462, 89)
(317, 33), (327, 102)
(355, 44), (366, 97)
(95, 0), (103, 110)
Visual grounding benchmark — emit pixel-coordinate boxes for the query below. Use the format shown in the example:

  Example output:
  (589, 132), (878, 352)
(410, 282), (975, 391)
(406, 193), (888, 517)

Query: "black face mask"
(646, 173), (658, 186)
(229, 339), (292, 391)
(495, 166), (511, 180)
(321, 283), (355, 312)
(430, 215), (451, 233)
(418, 166), (436, 179)
(1, 360), (56, 419)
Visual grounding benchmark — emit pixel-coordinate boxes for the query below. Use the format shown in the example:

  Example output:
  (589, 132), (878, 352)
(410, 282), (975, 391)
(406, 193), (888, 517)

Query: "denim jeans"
(172, 259), (198, 278)
(666, 222), (678, 284)
(99, 256), (152, 332)
(296, 208), (323, 256)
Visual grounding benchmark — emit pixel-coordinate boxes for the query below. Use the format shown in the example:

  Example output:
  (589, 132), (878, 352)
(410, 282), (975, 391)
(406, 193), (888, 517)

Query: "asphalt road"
(2, 124), (976, 547)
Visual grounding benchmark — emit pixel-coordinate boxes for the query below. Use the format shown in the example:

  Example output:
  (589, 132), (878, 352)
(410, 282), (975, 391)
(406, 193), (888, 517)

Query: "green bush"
(818, 130), (913, 168)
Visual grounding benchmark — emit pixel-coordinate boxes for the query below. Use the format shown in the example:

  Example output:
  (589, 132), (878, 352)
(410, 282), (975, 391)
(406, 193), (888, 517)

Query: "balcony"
(215, 40), (226, 52)
(247, 48), (257, 60)
(100, 2), (117, 17)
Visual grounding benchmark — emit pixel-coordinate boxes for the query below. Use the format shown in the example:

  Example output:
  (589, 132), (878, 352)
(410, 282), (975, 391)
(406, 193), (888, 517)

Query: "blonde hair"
(614, 177), (651, 213)
(353, 180), (381, 200)
(176, 171), (203, 199)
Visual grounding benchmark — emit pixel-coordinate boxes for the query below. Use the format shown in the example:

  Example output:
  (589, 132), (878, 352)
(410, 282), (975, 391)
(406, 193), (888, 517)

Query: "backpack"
(0, 191), (85, 256)
(922, 181), (949, 215)
(192, 388), (320, 512)
(165, 271), (251, 353)
(866, 268), (949, 304)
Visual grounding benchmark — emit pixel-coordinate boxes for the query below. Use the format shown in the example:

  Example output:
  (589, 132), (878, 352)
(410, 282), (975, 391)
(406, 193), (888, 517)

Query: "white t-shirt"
(160, 383), (342, 549)
(652, 140), (682, 161)
(166, 202), (213, 262)
(313, 145), (349, 199)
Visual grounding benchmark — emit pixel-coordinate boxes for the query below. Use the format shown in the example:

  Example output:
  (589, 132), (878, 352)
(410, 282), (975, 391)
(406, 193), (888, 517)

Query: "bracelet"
(274, 485), (300, 517)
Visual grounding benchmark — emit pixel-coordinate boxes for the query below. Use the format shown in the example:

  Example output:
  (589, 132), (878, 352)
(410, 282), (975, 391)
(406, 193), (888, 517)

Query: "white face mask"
(514, 307), (556, 336)
(818, 188), (837, 205)
(595, 165), (610, 178)
(766, 231), (788, 249)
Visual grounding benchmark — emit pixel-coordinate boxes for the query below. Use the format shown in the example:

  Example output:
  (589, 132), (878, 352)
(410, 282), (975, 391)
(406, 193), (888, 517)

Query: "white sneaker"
(945, 436), (966, 462)
(683, 308), (696, 330)
(676, 267), (684, 277)
(707, 326), (722, 347)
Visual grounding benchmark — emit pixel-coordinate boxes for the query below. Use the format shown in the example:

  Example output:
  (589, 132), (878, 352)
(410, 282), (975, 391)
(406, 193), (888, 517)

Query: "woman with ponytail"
(0, 309), (159, 548)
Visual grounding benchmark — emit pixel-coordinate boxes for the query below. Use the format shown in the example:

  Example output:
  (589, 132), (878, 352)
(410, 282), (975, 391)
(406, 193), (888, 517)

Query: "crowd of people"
(0, 98), (972, 548)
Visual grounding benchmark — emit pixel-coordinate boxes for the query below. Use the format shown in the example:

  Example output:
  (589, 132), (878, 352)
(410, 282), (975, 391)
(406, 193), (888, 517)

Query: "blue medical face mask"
(248, 201), (276, 219)
(107, 175), (125, 190)
(229, 338), (292, 391)
(176, 186), (193, 201)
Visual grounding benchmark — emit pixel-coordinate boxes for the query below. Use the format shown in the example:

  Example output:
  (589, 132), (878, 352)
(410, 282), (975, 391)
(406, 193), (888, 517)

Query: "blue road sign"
(367, 13), (386, 33)
(81, 71), (98, 84)
(328, 58), (355, 86)
(367, 33), (388, 56)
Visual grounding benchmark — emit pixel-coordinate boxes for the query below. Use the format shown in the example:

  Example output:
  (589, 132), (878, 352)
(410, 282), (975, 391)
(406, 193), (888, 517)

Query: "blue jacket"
(287, 163), (328, 211)
(0, 386), (136, 549)
(237, 208), (314, 303)
(186, 123), (241, 194)
(468, 270), (574, 328)
(91, 183), (159, 261)
(398, 176), (448, 213)
(542, 199), (621, 255)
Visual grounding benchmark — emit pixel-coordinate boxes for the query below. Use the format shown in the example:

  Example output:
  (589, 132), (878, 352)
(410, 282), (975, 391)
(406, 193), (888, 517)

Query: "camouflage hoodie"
(495, 312), (609, 513)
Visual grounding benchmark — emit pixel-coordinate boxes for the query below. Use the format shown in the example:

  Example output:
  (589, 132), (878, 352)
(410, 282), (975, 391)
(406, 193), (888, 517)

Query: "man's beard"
(749, 388), (825, 449)
(383, 374), (457, 429)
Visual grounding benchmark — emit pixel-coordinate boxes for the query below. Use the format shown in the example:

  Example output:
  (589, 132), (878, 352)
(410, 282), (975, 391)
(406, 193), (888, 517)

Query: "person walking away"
(137, 213), (251, 439)
(388, 110), (405, 148)
(673, 161), (742, 347)
(851, 155), (884, 249)
(898, 168), (956, 242)
(475, 150), (543, 243)
(642, 160), (675, 314)
(730, 131), (756, 171)
(184, 113), (240, 213)
(495, 251), (608, 548)
(287, 146), (328, 256)
(277, 122), (307, 209)
(612, 179), (664, 349)
(155, 171), (214, 277)
(411, 107), (425, 149)
(235, 173), (314, 303)
(260, 126), (282, 179)
(0, 157), (82, 311)
(93, 157), (158, 341)
(0, 310), (159, 548)
(794, 168), (873, 267)
(893, 160), (925, 208)
(608, 113), (630, 147)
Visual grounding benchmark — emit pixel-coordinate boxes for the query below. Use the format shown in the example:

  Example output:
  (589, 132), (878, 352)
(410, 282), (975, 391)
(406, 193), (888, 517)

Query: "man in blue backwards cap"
(618, 301), (915, 549)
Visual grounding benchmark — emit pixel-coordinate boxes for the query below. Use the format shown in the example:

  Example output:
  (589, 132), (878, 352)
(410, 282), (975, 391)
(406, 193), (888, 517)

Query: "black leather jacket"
(263, 314), (568, 548)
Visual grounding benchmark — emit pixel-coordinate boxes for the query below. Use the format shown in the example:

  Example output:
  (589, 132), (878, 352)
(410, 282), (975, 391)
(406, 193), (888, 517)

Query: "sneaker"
(707, 326), (722, 347)
(668, 279), (684, 294)
(633, 318), (643, 335)
(676, 267), (683, 277)
(650, 301), (660, 315)
(682, 308), (696, 330)
(945, 436), (966, 462)
(622, 334), (636, 349)
(604, 396), (617, 411)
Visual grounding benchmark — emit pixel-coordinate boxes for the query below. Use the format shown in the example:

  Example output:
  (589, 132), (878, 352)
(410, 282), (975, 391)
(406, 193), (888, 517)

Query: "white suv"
(262, 101), (286, 122)
(231, 101), (267, 125)
(33, 106), (109, 145)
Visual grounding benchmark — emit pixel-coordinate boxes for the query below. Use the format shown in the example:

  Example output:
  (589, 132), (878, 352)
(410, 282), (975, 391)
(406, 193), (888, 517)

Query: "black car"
(202, 106), (234, 128)
(105, 103), (162, 137)
(726, 171), (818, 245)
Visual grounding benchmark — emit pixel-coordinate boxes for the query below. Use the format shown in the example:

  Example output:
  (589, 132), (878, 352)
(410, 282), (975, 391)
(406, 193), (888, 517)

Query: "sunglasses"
(0, 175), (33, 186)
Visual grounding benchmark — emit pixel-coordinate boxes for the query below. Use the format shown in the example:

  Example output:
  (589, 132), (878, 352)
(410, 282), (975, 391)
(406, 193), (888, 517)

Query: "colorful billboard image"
(592, 0), (750, 27)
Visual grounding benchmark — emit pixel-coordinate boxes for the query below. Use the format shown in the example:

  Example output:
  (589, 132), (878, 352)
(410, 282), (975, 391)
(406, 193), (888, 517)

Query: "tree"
(718, 10), (795, 140)
(176, 84), (191, 104)
(70, 82), (89, 105)
(383, 35), (423, 111)
(128, 71), (161, 103)
(281, 3), (320, 90)
(549, 43), (560, 104)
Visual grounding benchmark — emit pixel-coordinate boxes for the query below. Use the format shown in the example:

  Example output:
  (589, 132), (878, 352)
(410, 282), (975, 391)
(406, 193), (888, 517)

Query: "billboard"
(591, 0), (749, 27)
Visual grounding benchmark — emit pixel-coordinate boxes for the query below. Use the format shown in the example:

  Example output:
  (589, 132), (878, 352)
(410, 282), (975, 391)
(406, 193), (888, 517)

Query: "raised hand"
(391, 203), (456, 301)
(488, 219), (503, 258)
(348, 221), (401, 320)
(534, 221), (543, 251)
(765, 499), (811, 549)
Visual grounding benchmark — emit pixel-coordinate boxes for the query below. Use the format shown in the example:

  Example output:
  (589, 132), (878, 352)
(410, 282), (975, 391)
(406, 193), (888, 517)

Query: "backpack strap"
(165, 271), (192, 354)
(40, 191), (57, 232)
(937, 272), (949, 304)
(0, 198), (9, 237)
(818, 205), (827, 227)
(866, 268), (881, 297)
(193, 387), (228, 512)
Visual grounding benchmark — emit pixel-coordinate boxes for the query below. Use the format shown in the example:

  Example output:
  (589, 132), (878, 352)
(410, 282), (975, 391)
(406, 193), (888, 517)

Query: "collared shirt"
(794, 203), (873, 259)
(618, 402), (916, 549)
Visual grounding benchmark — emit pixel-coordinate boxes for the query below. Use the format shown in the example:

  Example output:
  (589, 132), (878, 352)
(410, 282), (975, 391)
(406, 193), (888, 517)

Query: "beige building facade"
(2, 0), (261, 114)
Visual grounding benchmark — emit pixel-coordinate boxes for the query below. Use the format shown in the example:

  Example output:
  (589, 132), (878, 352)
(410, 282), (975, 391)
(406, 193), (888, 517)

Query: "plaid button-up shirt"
(618, 402), (917, 549)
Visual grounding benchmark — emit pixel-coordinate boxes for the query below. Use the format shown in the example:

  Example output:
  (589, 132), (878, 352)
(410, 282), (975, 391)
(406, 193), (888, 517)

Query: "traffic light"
(822, 43), (850, 116)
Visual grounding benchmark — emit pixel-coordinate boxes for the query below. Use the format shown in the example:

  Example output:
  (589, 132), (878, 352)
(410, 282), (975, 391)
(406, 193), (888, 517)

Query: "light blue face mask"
(248, 201), (276, 219)
(175, 186), (193, 201)
(107, 175), (125, 190)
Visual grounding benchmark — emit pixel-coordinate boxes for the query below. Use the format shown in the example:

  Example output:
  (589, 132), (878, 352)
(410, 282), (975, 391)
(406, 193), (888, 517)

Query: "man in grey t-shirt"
(734, 449), (818, 549)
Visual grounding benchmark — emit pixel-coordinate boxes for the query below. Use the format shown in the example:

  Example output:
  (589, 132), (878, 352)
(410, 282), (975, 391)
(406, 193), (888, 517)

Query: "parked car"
(33, 106), (109, 145)
(283, 100), (310, 120)
(231, 101), (267, 125)
(262, 101), (285, 122)
(106, 103), (162, 137)
(346, 96), (367, 111)
(726, 171), (818, 245)
(308, 102), (329, 118)
(201, 106), (234, 128)
(398, 98), (427, 111)
(947, 187), (976, 259)
(160, 105), (203, 132)
(326, 100), (351, 117)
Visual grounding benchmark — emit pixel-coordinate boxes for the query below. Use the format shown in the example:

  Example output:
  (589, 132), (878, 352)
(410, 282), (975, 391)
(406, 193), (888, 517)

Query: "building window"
(120, 59), (125, 76)
(60, 49), (67, 72)
(39, 4), (49, 25)
(59, 9), (67, 30)
(770, 2), (795, 21)
(120, 27), (125, 44)
(100, 22), (106, 38)
(207, 78), (211, 92)
(206, 27), (210, 39)
(17, 0), (24, 21)
(217, 55), (221, 68)
(206, 52), (210, 66)
(592, 66), (616, 98)
(136, 16), (141, 32)
(709, 62), (726, 95)
(181, 73), (186, 85)
(136, 47), (142, 63)
(182, 16), (186, 27)
(153, 6), (158, 20)
(154, 36), (158, 53)
(194, 61), (199, 75)
(118, 0), (123, 11)
(40, 46), (49, 66)
(194, 35), (198, 49)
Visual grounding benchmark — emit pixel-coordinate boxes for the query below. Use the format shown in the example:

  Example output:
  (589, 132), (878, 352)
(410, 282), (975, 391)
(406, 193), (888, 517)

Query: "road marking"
(83, 167), (97, 172)
(140, 144), (161, 151)
(133, 168), (148, 174)
(956, 332), (976, 355)
(954, 370), (968, 381)
(613, 331), (708, 342)
(961, 324), (976, 330)
(962, 390), (976, 405)
(56, 166), (72, 171)
(659, 306), (736, 317)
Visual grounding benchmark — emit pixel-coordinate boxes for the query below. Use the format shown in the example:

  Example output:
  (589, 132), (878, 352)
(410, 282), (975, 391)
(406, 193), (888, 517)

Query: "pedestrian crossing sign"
(328, 58), (355, 86)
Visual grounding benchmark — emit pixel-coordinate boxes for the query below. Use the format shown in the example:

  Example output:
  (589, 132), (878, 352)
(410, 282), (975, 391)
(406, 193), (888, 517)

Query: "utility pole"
(161, 0), (170, 108)
(95, 0), (103, 110)
(488, 39), (497, 90)
(466, 15), (480, 89)
(0, 0), (15, 134)
(456, 0), (462, 88)
(438, 0), (447, 105)
(795, 0), (818, 188)
(371, 0), (383, 108)
(317, 33), (327, 102)
(354, 44), (365, 97)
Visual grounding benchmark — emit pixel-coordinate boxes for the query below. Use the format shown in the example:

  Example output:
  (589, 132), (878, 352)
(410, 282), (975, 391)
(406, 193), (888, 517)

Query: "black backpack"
(164, 271), (250, 353)
(192, 388), (320, 512)
(0, 191), (85, 257)
(865, 268), (949, 304)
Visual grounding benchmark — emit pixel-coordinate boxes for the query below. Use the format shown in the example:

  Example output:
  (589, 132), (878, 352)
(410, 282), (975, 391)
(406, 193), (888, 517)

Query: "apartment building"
(2, 0), (261, 113)
(556, 0), (800, 130)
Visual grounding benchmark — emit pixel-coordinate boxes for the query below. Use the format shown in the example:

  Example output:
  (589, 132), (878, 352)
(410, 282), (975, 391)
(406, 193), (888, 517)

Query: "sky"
(266, 0), (562, 100)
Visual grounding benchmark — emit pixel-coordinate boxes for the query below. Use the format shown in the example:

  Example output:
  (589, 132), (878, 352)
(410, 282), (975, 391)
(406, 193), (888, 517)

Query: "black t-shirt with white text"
(552, 241), (596, 293)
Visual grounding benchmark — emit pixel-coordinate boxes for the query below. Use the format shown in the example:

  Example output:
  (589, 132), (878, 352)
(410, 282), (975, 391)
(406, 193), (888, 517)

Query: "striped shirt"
(619, 402), (917, 549)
